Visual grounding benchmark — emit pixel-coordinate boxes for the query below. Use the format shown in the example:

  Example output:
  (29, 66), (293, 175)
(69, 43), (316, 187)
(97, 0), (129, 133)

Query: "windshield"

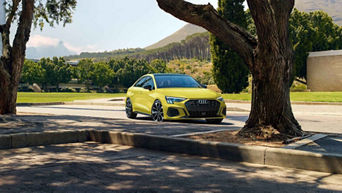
(154, 75), (202, 88)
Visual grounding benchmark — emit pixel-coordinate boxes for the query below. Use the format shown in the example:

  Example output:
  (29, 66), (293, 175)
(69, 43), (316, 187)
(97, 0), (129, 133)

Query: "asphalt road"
(1, 142), (341, 193)
(17, 103), (342, 134)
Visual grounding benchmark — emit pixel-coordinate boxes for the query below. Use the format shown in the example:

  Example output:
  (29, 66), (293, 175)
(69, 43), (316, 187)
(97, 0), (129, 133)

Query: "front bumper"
(163, 99), (226, 120)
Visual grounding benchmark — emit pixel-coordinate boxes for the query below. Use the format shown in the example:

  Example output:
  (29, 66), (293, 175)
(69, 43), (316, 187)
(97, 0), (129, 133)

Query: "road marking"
(171, 128), (238, 138)
(283, 134), (327, 149)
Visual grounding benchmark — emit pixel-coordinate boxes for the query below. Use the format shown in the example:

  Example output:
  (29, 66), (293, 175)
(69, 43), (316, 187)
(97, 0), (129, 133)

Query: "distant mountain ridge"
(65, 32), (210, 62)
(295, 0), (342, 25)
(26, 41), (75, 59)
(145, 24), (206, 50)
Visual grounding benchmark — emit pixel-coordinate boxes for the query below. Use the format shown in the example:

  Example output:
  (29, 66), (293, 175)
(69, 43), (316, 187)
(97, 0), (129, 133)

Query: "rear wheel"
(206, 119), (223, 124)
(126, 98), (137, 119)
(151, 100), (164, 122)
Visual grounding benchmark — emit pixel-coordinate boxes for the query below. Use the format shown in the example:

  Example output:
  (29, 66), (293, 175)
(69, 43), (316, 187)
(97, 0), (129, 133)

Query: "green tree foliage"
(148, 59), (170, 73)
(290, 9), (342, 80)
(39, 57), (72, 91)
(21, 60), (45, 85)
(89, 62), (114, 91)
(210, 0), (249, 93)
(111, 57), (151, 88)
(75, 59), (94, 91)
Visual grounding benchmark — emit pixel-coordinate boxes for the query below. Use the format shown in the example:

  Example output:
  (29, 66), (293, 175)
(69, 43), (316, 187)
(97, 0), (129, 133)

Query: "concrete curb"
(89, 131), (265, 164)
(89, 131), (342, 174)
(0, 130), (90, 149)
(1, 130), (341, 173)
(265, 147), (342, 173)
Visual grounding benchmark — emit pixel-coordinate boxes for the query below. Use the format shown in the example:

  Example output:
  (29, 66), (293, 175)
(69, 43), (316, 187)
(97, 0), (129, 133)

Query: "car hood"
(156, 88), (221, 99)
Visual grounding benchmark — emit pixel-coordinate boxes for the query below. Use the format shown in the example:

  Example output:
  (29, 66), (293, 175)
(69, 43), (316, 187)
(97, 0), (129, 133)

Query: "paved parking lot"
(17, 103), (342, 134)
(1, 142), (342, 193)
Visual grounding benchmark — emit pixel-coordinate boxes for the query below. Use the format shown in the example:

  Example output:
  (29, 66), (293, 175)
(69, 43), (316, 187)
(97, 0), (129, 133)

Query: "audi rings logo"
(198, 99), (208, 105)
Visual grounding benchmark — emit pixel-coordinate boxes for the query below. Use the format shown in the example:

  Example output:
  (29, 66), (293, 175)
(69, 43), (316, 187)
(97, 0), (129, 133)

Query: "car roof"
(152, 73), (189, 77)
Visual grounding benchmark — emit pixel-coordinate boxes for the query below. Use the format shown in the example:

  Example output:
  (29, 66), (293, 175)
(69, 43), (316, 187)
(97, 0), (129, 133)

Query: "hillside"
(295, 0), (342, 25)
(145, 24), (206, 50)
(65, 32), (210, 62)
(139, 32), (210, 61)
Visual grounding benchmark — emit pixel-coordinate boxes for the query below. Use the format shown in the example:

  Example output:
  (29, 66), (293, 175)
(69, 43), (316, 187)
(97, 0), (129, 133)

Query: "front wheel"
(151, 100), (164, 122)
(206, 119), (223, 124)
(126, 98), (137, 119)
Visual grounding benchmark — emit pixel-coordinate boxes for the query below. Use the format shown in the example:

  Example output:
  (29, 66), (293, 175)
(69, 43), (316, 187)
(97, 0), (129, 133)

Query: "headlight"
(165, 96), (186, 104)
(217, 97), (224, 102)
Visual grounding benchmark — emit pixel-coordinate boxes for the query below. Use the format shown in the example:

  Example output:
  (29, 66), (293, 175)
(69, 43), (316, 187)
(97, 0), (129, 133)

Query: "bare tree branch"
(6, 0), (21, 30)
(11, 0), (34, 80)
(156, 0), (257, 67)
(1, 0), (21, 59)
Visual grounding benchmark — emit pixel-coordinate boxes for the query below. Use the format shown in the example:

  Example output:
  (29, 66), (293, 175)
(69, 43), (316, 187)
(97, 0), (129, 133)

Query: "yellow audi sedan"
(126, 73), (226, 124)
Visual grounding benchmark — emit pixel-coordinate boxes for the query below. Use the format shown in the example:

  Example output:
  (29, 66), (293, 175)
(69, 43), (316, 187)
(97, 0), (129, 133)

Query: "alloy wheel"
(126, 98), (137, 118)
(151, 100), (164, 122)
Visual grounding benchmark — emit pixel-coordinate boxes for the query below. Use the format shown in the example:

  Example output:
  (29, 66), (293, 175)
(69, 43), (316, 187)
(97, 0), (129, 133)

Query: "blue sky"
(26, 0), (220, 54)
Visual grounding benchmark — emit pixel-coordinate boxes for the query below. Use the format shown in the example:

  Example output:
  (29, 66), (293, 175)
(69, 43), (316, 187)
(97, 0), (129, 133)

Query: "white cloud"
(27, 34), (100, 54)
(64, 42), (101, 54)
(27, 35), (59, 47)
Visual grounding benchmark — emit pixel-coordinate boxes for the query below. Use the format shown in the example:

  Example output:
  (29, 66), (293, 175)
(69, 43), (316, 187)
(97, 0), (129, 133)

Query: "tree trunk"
(0, 0), (34, 115)
(0, 73), (17, 114)
(156, 0), (304, 138)
(237, 0), (302, 138)
(239, 54), (302, 138)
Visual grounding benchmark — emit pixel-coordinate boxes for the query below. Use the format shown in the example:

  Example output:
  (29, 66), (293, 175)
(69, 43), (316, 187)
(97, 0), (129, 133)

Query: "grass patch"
(223, 92), (342, 103)
(290, 92), (342, 102)
(17, 92), (126, 103)
(222, 93), (251, 101)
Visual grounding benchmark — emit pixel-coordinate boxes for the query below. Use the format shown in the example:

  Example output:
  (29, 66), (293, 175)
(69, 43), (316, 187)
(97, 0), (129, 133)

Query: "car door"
(140, 76), (156, 114)
(130, 76), (147, 113)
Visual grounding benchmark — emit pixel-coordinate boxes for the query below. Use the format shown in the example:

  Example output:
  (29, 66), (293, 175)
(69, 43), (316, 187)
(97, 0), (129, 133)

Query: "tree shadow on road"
(0, 142), (339, 193)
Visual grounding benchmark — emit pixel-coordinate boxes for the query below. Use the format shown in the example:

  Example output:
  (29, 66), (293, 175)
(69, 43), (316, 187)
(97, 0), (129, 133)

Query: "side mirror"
(143, 85), (152, 90)
(201, 84), (207, 88)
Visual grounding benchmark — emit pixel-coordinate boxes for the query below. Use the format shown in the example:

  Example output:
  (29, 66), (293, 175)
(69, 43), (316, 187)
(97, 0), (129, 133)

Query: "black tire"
(206, 119), (223, 124)
(151, 100), (164, 122)
(126, 98), (137, 119)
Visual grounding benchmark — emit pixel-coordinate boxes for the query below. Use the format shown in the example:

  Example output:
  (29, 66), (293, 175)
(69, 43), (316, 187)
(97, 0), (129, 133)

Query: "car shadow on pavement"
(0, 142), (338, 193)
(134, 116), (235, 126)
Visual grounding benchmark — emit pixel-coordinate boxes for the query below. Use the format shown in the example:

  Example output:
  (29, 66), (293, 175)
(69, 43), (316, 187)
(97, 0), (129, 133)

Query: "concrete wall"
(307, 52), (342, 91)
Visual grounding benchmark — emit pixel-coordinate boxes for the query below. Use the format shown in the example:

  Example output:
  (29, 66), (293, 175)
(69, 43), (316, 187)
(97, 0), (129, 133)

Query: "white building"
(307, 50), (342, 91)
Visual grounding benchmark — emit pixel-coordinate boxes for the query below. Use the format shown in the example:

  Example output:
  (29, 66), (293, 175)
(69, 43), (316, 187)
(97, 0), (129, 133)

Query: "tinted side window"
(142, 77), (155, 89)
(134, 77), (147, 87)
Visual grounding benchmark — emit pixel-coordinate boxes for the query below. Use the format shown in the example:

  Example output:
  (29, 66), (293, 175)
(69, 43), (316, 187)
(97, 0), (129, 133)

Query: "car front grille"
(185, 100), (220, 118)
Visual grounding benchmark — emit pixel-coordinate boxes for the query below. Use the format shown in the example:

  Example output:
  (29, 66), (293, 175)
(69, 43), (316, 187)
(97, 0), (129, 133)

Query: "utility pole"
(0, 0), (5, 56)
